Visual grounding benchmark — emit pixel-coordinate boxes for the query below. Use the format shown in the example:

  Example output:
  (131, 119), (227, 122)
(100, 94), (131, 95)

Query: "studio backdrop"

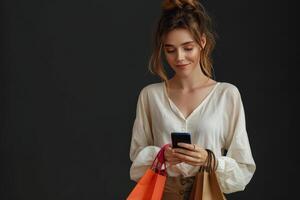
(1, 0), (296, 199)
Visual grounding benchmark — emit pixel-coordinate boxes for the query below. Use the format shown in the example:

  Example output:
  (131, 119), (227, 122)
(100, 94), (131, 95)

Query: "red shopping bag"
(127, 144), (169, 200)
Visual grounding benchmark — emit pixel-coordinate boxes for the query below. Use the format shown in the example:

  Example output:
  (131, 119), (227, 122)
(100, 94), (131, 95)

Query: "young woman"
(129, 0), (256, 199)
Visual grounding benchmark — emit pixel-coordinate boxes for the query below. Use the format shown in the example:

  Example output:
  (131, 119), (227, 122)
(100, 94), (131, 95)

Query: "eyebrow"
(164, 41), (195, 47)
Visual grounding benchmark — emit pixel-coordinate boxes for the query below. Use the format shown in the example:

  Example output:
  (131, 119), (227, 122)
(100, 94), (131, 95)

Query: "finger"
(173, 148), (201, 159)
(168, 159), (181, 163)
(164, 147), (174, 155)
(165, 146), (173, 152)
(171, 157), (181, 162)
(165, 150), (181, 161)
(168, 157), (181, 162)
(177, 143), (196, 151)
(184, 161), (204, 166)
(173, 152), (202, 163)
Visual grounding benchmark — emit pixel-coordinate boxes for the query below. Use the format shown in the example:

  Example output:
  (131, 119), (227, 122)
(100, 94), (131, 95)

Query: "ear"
(200, 33), (207, 49)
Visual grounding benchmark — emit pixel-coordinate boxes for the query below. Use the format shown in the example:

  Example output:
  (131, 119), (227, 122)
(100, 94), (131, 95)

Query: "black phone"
(171, 132), (191, 148)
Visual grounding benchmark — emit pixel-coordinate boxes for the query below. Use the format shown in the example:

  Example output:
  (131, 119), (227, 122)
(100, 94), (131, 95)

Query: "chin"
(174, 67), (197, 78)
(175, 70), (193, 78)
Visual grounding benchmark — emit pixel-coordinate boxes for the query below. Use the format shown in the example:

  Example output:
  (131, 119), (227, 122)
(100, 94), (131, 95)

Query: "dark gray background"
(1, 0), (298, 199)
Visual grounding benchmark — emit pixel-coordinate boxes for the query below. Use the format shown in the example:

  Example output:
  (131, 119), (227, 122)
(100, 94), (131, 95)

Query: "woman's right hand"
(164, 146), (182, 165)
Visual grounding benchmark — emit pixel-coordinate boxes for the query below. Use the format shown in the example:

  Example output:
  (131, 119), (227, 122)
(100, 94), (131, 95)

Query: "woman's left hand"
(172, 143), (208, 166)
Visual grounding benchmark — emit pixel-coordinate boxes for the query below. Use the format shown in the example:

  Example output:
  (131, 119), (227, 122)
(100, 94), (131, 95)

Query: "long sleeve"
(129, 87), (160, 182)
(215, 86), (256, 194)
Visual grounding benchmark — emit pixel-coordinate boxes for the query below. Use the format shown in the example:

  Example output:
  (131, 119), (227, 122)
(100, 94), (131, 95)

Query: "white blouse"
(129, 81), (256, 194)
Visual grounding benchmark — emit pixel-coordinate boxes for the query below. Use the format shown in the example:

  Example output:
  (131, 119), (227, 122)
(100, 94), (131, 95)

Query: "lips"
(176, 63), (190, 68)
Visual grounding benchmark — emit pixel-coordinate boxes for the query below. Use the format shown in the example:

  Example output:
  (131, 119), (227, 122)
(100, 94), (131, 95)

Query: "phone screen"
(171, 132), (191, 148)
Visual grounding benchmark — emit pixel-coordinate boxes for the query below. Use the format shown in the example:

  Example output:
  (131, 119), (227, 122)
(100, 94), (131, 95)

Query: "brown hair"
(148, 0), (217, 81)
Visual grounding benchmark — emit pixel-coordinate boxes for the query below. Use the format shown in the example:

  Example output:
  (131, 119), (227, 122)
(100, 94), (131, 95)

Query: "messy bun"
(162, 0), (198, 10)
(149, 0), (217, 82)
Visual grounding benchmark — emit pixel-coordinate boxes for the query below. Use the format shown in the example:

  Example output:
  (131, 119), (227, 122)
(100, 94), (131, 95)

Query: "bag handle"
(151, 144), (170, 175)
(199, 149), (217, 173)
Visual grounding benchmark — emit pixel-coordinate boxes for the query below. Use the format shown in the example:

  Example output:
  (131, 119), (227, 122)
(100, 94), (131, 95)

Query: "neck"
(170, 67), (209, 90)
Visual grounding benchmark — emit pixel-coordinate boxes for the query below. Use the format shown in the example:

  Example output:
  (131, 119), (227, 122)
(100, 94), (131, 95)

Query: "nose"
(176, 49), (185, 62)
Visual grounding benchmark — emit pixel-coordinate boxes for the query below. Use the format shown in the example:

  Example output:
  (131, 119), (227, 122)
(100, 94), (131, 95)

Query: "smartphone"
(171, 132), (191, 148)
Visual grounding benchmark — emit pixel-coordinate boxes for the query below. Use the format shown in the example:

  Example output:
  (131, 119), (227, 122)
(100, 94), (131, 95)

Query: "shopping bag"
(127, 144), (169, 200)
(189, 149), (226, 200)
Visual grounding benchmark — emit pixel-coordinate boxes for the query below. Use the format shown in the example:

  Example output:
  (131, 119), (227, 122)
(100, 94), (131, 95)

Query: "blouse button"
(180, 179), (186, 185)
(179, 190), (185, 195)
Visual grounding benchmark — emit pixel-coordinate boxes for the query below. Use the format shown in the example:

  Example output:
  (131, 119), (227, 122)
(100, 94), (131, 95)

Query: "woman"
(129, 0), (256, 199)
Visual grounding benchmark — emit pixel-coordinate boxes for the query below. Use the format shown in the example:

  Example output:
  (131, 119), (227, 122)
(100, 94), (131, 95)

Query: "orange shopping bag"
(127, 144), (169, 200)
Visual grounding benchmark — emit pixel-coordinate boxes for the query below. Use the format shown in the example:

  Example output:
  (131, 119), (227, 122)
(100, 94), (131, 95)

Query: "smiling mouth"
(176, 63), (190, 67)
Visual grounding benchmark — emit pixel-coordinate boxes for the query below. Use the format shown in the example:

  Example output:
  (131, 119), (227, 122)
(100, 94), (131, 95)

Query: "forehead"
(164, 28), (195, 46)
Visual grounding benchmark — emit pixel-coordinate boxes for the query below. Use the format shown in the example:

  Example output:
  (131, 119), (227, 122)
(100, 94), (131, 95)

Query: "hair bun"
(162, 0), (198, 10)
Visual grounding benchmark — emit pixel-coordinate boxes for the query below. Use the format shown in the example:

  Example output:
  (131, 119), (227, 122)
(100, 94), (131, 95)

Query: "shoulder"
(216, 82), (242, 101)
(139, 82), (164, 97)
(136, 82), (165, 105)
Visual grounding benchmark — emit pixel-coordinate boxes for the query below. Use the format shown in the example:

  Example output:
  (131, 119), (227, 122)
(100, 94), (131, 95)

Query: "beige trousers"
(162, 176), (195, 200)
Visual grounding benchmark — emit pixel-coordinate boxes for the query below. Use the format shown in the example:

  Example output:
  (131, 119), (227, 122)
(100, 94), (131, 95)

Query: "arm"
(129, 87), (160, 182)
(215, 86), (256, 194)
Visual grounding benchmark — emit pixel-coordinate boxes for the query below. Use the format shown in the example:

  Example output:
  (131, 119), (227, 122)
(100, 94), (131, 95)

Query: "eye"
(184, 48), (193, 51)
(165, 49), (175, 53)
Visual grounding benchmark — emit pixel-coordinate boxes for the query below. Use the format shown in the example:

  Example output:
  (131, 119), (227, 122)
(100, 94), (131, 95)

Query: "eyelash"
(166, 48), (193, 53)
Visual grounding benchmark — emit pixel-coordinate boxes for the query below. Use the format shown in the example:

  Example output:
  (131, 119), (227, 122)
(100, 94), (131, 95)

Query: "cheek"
(165, 54), (175, 64)
(188, 50), (200, 62)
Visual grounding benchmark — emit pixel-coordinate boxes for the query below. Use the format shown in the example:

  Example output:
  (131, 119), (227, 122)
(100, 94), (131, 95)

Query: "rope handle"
(151, 144), (170, 175)
(199, 149), (218, 173)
